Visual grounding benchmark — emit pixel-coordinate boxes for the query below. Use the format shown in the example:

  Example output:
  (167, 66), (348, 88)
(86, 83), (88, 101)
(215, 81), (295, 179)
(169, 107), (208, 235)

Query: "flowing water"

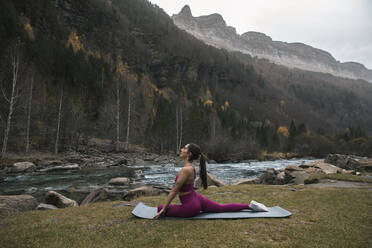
(0, 158), (317, 196)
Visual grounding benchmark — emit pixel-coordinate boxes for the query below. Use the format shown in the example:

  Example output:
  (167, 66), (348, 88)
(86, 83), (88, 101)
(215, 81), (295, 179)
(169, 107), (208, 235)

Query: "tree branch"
(0, 84), (10, 103)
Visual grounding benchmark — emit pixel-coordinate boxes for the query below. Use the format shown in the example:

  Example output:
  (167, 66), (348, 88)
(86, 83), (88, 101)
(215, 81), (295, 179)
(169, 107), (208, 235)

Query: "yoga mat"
(132, 202), (292, 219)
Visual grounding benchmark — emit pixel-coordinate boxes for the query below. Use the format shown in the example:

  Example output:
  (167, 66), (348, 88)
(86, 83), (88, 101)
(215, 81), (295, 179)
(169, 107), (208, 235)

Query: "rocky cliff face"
(172, 5), (372, 83)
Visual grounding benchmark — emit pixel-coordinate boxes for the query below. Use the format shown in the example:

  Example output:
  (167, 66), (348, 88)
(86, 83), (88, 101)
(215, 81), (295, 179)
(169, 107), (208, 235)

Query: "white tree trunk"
(101, 68), (104, 89)
(115, 78), (120, 152)
(125, 90), (131, 151)
(26, 72), (34, 153)
(212, 111), (216, 139)
(178, 105), (183, 151)
(176, 105), (179, 153)
(55, 85), (63, 154)
(1, 54), (19, 157)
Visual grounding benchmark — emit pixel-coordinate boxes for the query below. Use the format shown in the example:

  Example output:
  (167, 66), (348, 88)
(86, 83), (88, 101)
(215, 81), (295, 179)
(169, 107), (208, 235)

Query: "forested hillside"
(0, 0), (371, 159)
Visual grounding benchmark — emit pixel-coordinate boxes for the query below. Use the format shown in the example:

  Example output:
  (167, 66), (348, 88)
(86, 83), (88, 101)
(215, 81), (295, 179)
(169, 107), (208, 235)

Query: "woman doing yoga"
(153, 143), (268, 218)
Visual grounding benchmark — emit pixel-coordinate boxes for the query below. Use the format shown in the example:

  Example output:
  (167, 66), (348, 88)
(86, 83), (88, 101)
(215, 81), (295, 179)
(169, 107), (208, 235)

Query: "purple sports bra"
(175, 167), (196, 192)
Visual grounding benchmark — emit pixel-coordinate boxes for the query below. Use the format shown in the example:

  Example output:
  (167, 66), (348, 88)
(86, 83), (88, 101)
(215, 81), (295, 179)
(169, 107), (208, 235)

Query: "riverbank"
(0, 184), (371, 248)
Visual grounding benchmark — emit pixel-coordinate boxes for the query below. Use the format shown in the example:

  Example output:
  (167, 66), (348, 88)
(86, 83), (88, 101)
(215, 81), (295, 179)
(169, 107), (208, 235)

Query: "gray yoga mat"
(132, 202), (292, 219)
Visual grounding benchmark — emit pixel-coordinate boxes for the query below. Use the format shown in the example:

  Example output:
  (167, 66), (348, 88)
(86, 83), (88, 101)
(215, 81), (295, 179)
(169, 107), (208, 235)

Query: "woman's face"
(180, 144), (190, 159)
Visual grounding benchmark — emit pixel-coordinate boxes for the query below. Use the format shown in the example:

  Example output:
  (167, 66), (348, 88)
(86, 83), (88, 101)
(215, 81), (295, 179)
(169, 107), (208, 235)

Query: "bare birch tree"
(115, 76), (120, 152)
(25, 71), (34, 153)
(212, 109), (216, 139)
(101, 67), (104, 89)
(178, 103), (183, 151)
(55, 84), (63, 154)
(125, 89), (131, 151)
(1, 51), (21, 157)
(176, 105), (179, 153)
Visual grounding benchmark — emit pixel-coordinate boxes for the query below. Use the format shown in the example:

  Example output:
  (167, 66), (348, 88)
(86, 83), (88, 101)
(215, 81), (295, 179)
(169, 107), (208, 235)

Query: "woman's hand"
(153, 208), (166, 219)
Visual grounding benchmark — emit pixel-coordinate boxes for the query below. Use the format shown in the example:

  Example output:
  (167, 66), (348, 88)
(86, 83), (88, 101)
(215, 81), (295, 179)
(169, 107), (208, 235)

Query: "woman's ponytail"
(187, 143), (208, 189)
(200, 153), (208, 189)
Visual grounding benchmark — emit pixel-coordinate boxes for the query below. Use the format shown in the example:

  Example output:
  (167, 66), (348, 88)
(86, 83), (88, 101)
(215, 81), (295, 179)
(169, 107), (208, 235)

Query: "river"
(0, 158), (317, 197)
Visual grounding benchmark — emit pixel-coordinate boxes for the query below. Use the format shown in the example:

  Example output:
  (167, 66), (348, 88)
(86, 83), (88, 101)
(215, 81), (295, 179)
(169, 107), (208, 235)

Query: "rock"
(276, 171), (286, 183)
(36, 160), (63, 168)
(25, 187), (38, 194)
(123, 186), (169, 201)
(37, 203), (58, 210)
(341, 169), (354, 174)
(195, 172), (226, 188)
(259, 168), (279, 184)
(285, 153), (299, 159)
(286, 171), (311, 185)
(81, 188), (107, 205)
(45, 191), (78, 208)
(232, 178), (260, 185)
(311, 161), (342, 174)
(9, 162), (35, 173)
(261, 152), (286, 161)
(304, 177), (320, 184)
(303, 167), (323, 174)
(300, 160), (343, 174)
(116, 159), (127, 166)
(259, 166), (314, 185)
(359, 160), (372, 172)
(108, 177), (130, 185)
(172, 8), (372, 83)
(324, 154), (361, 171)
(39, 164), (80, 172)
(0, 195), (38, 216)
(284, 165), (304, 172)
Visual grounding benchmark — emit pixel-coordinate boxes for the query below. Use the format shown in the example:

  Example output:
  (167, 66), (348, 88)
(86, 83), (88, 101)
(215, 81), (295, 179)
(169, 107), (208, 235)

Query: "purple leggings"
(158, 191), (251, 218)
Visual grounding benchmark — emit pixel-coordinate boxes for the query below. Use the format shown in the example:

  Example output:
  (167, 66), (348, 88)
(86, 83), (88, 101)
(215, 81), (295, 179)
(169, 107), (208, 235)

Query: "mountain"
(172, 5), (372, 83)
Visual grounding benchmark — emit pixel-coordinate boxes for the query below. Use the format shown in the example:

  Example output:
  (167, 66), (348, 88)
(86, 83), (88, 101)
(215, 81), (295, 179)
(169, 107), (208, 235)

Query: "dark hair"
(187, 143), (208, 189)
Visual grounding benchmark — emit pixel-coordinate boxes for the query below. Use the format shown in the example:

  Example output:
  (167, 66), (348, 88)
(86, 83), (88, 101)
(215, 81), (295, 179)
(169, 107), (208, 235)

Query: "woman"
(154, 143), (268, 218)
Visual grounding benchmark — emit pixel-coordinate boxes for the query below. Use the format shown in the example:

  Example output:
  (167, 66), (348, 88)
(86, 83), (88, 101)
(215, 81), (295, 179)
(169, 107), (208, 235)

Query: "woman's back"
(176, 167), (196, 192)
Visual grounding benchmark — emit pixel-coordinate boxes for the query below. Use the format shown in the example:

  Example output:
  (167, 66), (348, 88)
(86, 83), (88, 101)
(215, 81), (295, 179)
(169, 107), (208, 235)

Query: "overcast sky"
(149, 0), (372, 69)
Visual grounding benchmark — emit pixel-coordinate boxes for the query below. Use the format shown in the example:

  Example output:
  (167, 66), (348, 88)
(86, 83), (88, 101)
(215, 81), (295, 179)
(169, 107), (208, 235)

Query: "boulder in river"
(36, 160), (63, 168)
(0, 195), (38, 217)
(25, 187), (38, 194)
(45, 191), (78, 208)
(39, 164), (80, 172)
(9, 162), (35, 173)
(108, 177), (130, 185)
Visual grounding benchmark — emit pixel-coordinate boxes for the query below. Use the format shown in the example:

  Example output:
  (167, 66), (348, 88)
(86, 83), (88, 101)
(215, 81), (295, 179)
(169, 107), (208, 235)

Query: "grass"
(0, 184), (371, 248)
(306, 173), (372, 184)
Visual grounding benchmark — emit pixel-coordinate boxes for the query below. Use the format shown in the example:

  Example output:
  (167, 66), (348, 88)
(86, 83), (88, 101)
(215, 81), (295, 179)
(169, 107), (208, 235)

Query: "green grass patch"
(0, 185), (371, 248)
(306, 173), (372, 184)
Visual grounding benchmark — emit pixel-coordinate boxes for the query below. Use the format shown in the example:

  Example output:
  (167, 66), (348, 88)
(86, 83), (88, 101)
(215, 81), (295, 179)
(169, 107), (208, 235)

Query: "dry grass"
(306, 173), (372, 184)
(0, 184), (371, 248)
